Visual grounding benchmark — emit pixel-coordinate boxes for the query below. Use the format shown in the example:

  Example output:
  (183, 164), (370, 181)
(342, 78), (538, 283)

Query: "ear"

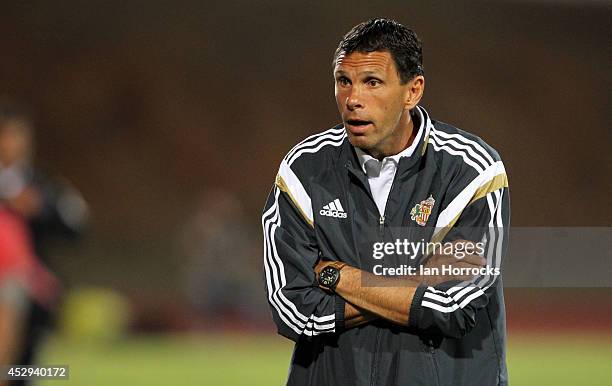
(404, 76), (425, 110)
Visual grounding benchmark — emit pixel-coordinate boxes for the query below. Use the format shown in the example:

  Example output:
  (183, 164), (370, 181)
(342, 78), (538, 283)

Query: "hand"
(8, 186), (43, 218)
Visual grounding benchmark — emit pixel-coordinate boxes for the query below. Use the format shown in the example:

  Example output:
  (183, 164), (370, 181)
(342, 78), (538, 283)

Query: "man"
(263, 19), (509, 385)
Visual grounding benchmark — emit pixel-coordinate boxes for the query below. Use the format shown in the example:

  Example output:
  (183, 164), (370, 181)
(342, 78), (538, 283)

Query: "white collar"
(353, 116), (424, 174)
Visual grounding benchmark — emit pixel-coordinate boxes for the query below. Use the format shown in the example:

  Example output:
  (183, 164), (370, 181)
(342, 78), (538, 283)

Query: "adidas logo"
(320, 198), (347, 218)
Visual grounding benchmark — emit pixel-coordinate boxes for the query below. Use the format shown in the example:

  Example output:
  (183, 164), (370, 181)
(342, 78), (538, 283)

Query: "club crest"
(410, 195), (435, 226)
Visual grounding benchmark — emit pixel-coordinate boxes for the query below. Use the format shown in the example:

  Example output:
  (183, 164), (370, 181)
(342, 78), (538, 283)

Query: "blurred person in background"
(0, 99), (88, 385)
(0, 207), (35, 384)
(180, 190), (266, 328)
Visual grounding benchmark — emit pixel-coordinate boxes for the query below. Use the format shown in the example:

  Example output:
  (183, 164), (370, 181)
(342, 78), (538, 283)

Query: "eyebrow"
(334, 70), (383, 77)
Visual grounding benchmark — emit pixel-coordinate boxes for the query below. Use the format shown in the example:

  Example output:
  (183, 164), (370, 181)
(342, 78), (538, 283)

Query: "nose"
(346, 86), (363, 111)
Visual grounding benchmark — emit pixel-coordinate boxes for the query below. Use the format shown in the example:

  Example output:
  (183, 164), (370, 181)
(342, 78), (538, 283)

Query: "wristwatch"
(318, 261), (347, 291)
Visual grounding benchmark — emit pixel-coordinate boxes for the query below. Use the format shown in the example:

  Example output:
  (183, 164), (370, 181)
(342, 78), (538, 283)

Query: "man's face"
(0, 121), (31, 166)
(334, 50), (418, 158)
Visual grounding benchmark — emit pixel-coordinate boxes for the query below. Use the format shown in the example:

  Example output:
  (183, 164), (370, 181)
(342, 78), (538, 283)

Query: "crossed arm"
(265, 160), (508, 341)
(315, 245), (487, 329)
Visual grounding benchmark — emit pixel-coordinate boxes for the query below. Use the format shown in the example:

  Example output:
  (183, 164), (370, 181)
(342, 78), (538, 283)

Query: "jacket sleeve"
(408, 159), (509, 338)
(262, 160), (345, 342)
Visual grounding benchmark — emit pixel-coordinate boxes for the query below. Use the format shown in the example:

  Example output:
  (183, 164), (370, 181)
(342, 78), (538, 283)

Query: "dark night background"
(1, 0), (610, 315)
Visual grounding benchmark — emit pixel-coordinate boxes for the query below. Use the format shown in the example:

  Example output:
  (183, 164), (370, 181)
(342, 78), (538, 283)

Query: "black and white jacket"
(262, 105), (510, 386)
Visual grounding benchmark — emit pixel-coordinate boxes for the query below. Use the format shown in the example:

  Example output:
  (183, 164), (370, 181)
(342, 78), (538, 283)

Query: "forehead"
(0, 119), (31, 135)
(334, 51), (395, 74)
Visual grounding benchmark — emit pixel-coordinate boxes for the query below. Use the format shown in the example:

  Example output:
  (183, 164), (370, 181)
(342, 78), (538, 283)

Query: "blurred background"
(0, 0), (610, 385)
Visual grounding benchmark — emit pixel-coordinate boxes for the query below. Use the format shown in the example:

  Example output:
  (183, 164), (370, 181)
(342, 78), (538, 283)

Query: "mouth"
(345, 119), (373, 134)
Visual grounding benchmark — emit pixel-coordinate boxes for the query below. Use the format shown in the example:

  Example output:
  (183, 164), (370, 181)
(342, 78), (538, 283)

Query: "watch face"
(320, 266), (340, 288)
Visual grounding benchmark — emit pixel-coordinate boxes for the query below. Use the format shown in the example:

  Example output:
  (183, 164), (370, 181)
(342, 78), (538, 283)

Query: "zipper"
(428, 339), (441, 386)
(379, 161), (400, 237)
(346, 159), (398, 386)
(370, 329), (382, 386)
(378, 215), (385, 237)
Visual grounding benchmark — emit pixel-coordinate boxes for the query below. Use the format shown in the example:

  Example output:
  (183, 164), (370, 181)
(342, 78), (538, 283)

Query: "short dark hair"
(0, 97), (32, 133)
(333, 18), (424, 84)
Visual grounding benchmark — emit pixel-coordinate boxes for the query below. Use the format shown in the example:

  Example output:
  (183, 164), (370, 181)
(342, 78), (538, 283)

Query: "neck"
(368, 111), (415, 160)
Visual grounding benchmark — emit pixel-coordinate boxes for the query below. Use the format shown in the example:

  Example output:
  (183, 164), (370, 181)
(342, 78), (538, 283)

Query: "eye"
(336, 76), (351, 86)
(366, 79), (381, 87)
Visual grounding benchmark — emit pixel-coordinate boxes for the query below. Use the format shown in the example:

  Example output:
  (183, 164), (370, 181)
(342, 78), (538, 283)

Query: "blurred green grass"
(34, 333), (612, 386)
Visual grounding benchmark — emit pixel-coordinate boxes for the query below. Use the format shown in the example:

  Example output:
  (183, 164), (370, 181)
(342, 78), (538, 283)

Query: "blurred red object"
(0, 207), (60, 309)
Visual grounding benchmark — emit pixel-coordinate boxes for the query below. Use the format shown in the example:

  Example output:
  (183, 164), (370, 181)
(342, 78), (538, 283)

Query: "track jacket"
(262, 105), (510, 386)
